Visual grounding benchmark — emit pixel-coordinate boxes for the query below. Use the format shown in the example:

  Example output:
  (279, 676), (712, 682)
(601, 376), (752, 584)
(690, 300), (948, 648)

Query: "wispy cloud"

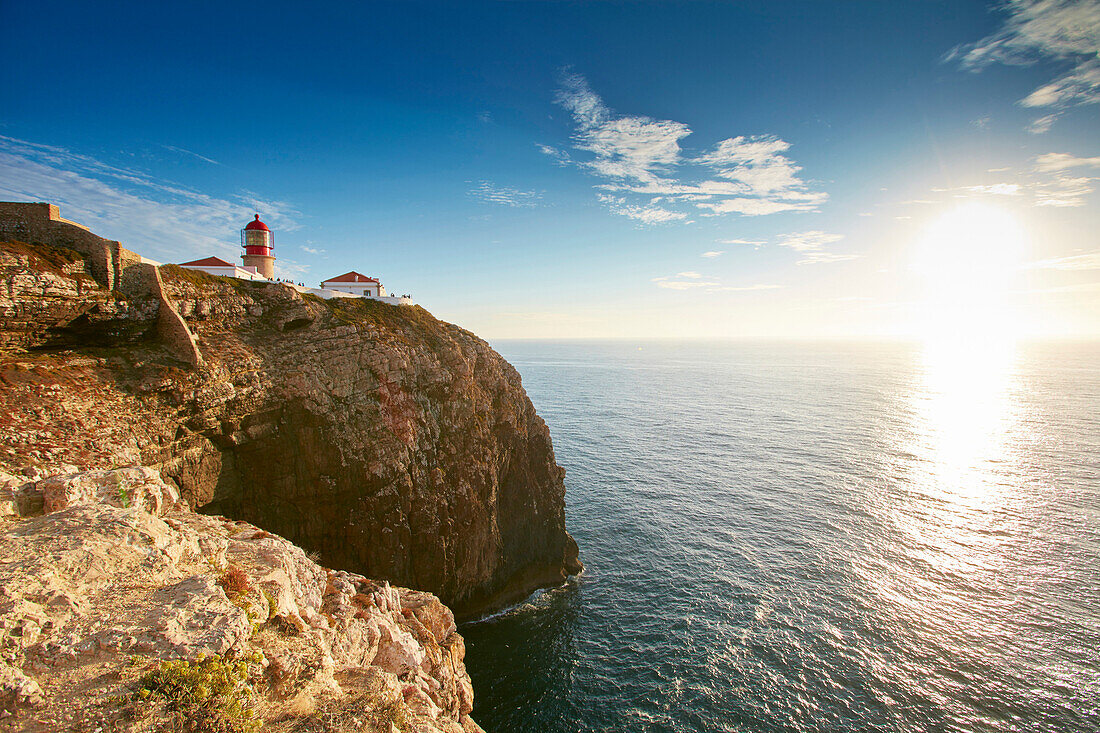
(964, 183), (1023, 195)
(1034, 152), (1100, 172)
(651, 276), (711, 290)
(160, 144), (221, 166)
(701, 250), (724, 258)
(469, 180), (542, 207)
(1032, 152), (1099, 206)
(717, 238), (766, 247)
(711, 283), (783, 292)
(693, 136), (827, 215)
(556, 74), (690, 183)
(553, 74), (826, 224)
(300, 245), (326, 256)
(1024, 281), (1100, 293)
(652, 274), (780, 292)
(948, 0), (1100, 131)
(1026, 113), (1059, 134)
(0, 135), (299, 264)
(1030, 251), (1100, 269)
(1033, 172), (1094, 206)
(776, 231), (858, 265)
(596, 193), (687, 223)
(924, 152), (1099, 207)
(273, 258), (313, 280)
(536, 144), (572, 166)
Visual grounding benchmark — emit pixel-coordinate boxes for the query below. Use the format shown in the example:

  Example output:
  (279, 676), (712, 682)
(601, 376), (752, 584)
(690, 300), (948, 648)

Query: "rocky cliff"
(0, 231), (581, 619)
(0, 466), (482, 732)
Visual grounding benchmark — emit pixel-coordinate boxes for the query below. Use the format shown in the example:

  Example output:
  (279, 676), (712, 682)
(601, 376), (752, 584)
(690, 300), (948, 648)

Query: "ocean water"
(461, 340), (1100, 733)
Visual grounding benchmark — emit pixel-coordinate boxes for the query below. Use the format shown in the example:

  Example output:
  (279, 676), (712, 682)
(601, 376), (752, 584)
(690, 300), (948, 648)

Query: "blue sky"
(2, 0), (1098, 338)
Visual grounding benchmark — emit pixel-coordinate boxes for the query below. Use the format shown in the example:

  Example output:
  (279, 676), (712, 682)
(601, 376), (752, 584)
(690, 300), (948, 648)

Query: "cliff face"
(0, 237), (581, 619)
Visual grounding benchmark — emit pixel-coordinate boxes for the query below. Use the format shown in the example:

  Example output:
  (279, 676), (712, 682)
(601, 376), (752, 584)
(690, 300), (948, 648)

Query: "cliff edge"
(0, 466), (483, 732)
(0, 212), (581, 619)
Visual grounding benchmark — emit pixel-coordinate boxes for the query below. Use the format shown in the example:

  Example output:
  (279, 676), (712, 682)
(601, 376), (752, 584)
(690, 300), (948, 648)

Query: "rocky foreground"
(0, 466), (482, 732)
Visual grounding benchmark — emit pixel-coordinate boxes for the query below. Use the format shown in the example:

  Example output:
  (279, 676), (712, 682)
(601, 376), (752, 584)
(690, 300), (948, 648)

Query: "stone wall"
(0, 202), (202, 366)
(0, 202), (126, 290)
(120, 262), (204, 367)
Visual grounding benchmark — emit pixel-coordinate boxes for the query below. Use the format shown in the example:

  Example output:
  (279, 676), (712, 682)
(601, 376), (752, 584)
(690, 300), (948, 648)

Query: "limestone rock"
(0, 468), (481, 732)
(373, 622), (426, 677)
(0, 661), (43, 712)
(38, 466), (183, 515)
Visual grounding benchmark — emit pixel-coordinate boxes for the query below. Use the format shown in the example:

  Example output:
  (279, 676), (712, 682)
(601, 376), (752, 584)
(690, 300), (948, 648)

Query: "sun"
(910, 203), (1027, 342)
(912, 203), (1025, 296)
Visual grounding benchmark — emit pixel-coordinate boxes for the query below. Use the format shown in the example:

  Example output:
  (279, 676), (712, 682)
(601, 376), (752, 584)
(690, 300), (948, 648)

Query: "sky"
(1, 0), (1098, 339)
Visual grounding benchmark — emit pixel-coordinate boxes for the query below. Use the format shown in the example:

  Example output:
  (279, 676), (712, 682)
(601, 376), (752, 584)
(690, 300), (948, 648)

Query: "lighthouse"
(241, 214), (275, 279)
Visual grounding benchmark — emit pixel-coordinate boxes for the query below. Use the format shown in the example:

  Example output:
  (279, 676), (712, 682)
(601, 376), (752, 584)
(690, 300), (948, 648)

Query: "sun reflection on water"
(912, 335), (1020, 499)
(890, 334), (1025, 586)
(860, 337), (1032, 722)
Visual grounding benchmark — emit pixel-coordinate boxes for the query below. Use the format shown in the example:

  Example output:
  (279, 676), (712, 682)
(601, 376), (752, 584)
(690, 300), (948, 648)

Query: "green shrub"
(136, 653), (263, 733)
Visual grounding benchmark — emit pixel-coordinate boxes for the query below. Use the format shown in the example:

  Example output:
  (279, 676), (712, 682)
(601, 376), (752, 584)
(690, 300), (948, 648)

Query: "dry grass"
(159, 264), (223, 289)
(321, 298), (451, 347)
(267, 613), (307, 637)
(160, 264), (261, 294)
(218, 564), (252, 600)
(1, 239), (85, 275)
(271, 669), (407, 733)
(351, 593), (375, 621)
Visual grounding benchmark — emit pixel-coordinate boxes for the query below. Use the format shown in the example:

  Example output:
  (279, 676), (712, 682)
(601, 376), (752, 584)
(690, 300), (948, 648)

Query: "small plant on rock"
(218, 564), (251, 600)
(135, 653), (263, 733)
(262, 587), (278, 620)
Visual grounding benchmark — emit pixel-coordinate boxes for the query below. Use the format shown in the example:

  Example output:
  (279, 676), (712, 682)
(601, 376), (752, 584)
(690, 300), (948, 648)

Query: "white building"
(321, 271), (387, 297)
(178, 256), (267, 281)
(174, 217), (413, 305)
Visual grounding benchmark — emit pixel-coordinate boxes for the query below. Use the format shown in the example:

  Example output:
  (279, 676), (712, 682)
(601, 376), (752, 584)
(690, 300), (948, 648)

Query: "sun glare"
(910, 203), (1027, 343)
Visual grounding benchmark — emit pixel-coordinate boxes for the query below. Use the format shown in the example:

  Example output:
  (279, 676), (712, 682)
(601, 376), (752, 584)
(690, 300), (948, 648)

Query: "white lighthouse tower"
(241, 214), (275, 279)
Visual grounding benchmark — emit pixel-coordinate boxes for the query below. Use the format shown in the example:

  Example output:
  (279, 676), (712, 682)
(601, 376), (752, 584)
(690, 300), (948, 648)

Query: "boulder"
(38, 466), (183, 516)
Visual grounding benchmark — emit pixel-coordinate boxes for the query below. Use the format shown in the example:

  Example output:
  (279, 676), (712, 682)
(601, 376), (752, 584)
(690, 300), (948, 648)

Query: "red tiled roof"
(322, 271), (379, 283)
(180, 256), (235, 267)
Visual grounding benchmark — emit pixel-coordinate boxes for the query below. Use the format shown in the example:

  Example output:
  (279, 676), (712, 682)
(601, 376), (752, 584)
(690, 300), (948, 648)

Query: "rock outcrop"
(0, 467), (482, 732)
(0, 240), (158, 352)
(0, 226), (581, 619)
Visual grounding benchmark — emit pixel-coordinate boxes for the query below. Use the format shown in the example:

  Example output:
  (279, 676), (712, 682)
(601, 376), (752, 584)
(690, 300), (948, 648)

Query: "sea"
(460, 340), (1100, 733)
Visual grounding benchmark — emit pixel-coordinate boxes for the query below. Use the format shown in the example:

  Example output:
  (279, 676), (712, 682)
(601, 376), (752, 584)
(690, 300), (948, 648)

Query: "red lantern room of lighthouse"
(241, 214), (276, 280)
